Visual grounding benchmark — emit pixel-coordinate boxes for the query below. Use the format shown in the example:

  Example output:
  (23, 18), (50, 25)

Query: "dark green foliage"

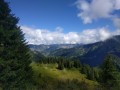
(80, 64), (89, 75)
(109, 54), (120, 71)
(87, 68), (95, 80)
(101, 54), (120, 89)
(73, 60), (81, 68)
(93, 68), (101, 81)
(80, 64), (100, 81)
(57, 59), (64, 70)
(35, 79), (100, 90)
(0, 0), (32, 89)
(33, 53), (82, 70)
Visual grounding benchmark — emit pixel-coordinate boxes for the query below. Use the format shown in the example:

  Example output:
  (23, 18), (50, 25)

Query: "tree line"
(0, 0), (120, 89)
(33, 52), (120, 90)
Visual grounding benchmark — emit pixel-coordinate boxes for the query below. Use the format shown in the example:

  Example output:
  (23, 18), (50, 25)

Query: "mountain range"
(29, 35), (120, 66)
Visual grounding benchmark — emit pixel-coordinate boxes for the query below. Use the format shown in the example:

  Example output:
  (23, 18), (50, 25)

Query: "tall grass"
(30, 62), (101, 90)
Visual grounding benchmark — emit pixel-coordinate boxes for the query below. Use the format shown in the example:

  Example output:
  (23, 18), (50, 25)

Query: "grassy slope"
(31, 62), (100, 90)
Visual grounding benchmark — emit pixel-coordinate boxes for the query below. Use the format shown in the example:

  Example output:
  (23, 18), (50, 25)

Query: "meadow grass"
(30, 62), (100, 90)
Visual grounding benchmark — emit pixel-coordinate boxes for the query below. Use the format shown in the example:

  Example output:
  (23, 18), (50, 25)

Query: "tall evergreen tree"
(101, 54), (120, 89)
(0, 0), (32, 89)
(57, 58), (64, 70)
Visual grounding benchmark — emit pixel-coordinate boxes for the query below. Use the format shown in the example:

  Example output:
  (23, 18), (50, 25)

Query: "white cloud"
(21, 26), (120, 45)
(115, 0), (120, 10)
(75, 0), (120, 24)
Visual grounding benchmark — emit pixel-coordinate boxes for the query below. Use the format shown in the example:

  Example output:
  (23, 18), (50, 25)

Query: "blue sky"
(5, 0), (120, 44)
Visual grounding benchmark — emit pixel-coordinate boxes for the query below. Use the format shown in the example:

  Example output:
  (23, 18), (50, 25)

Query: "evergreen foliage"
(57, 59), (64, 70)
(101, 54), (120, 89)
(0, 0), (32, 89)
(33, 54), (82, 70)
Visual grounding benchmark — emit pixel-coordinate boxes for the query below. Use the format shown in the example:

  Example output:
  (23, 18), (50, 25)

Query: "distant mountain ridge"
(29, 35), (120, 66)
(29, 44), (80, 56)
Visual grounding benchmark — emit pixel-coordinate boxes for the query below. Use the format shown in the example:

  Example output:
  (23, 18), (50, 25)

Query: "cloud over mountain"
(20, 0), (120, 45)
(21, 26), (120, 45)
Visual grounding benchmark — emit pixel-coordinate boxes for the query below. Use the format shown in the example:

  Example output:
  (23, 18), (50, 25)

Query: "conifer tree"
(101, 54), (120, 89)
(0, 0), (32, 89)
(57, 58), (64, 70)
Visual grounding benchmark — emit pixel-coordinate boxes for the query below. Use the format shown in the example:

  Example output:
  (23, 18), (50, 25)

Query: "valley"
(1, 0), (120, 89)
(30, 35), (120, 66)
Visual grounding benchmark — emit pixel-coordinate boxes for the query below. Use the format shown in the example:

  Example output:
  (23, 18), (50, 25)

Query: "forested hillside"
(1, 0), (120, 90)
(30, 35), (120, 66)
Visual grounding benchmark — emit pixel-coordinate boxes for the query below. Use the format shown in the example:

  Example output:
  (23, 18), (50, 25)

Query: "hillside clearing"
(31, 62), (100, 90)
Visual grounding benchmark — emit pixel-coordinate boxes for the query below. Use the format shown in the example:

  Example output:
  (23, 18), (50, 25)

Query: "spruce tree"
(101, 54), (120, 89)
(57, 58), (64, 70)
(0, 0), (32, 89)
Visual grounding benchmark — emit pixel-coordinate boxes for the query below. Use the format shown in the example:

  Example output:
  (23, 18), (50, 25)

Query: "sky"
(5, 0), (120, 44)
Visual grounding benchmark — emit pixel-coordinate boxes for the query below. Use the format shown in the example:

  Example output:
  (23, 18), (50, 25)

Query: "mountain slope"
(29, 44), (80, 56)
(29, 35), (120, 66)
(50, 35), (120, 66)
